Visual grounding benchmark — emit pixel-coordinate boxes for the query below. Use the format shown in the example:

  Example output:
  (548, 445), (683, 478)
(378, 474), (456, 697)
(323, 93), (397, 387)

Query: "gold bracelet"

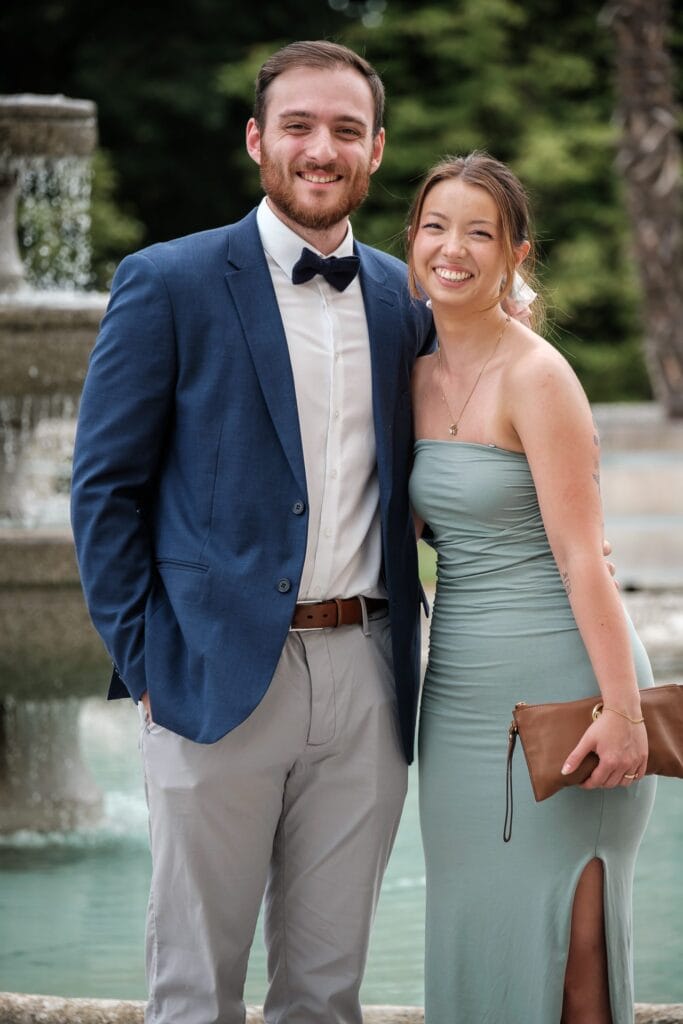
(602, 705), (645, 725)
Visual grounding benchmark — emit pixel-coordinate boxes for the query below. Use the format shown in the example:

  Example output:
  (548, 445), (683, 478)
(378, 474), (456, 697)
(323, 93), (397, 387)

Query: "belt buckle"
(289, 598), (328, 633)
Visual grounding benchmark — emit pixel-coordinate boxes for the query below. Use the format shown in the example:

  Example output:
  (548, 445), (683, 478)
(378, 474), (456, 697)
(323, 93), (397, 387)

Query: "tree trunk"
(601, 0), (683, 416)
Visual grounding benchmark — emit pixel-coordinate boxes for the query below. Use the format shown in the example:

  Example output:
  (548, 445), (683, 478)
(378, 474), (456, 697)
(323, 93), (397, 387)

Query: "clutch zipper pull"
(504, 703), (528, 843)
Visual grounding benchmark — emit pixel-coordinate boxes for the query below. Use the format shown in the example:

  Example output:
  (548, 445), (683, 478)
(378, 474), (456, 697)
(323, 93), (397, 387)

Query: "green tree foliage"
(337, 0), (679, 400)
(1, 0), (680, 400)
(89, 150), (145, 290)
(0, 0), (351, 244)
(354, 0), (679, 400)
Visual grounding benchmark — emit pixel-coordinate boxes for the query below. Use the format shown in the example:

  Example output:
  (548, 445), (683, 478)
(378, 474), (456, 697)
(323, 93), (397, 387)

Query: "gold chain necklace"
(437, 315), (510, 438)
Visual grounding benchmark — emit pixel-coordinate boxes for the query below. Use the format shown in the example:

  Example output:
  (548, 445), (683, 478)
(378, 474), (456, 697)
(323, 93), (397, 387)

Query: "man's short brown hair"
(253, 40), (385, 137)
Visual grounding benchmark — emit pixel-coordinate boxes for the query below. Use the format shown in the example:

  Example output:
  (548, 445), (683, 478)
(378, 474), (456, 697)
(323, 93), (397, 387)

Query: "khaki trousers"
(139, 611), (408, 1024)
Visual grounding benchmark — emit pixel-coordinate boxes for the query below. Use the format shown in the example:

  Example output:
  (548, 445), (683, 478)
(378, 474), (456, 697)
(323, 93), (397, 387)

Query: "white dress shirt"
(256, 198), (384, 602)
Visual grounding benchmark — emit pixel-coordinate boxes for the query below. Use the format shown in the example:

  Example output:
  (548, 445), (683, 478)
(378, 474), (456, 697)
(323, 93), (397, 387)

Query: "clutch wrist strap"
(600, 704), (645, 725)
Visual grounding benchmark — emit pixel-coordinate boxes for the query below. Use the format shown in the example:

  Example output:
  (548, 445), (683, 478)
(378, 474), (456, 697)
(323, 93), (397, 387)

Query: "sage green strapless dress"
(410, 440), (656, 1024)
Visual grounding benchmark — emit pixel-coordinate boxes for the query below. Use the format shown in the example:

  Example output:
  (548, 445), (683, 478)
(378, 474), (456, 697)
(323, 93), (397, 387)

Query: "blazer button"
(292, 500), (305, 515)
(277, 578), (292, 593)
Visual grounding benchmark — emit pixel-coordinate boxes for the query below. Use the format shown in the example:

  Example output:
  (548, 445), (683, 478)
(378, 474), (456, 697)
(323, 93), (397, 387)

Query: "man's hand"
(603, 538), (618, 586)
(502, 272), (537, 327)
(502, 296), (532, 328)
(140, 690), (153, 724)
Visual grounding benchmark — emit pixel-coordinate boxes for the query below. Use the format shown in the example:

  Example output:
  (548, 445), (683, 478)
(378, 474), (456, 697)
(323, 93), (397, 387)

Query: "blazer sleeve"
(418, 306), (437, 357)
(70, 251), (177, 701)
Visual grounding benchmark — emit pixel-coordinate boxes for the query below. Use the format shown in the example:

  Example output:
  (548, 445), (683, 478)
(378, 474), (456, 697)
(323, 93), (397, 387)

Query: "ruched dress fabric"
(410, 439), (656, 1024)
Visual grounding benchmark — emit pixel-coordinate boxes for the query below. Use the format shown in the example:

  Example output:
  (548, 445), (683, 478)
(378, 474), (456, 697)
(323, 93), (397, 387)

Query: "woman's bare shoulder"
(505, 323), (583, 397)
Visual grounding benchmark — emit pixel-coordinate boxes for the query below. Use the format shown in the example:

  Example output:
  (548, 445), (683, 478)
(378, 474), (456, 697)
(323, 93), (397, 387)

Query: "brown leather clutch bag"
(504, 683), (683, 841)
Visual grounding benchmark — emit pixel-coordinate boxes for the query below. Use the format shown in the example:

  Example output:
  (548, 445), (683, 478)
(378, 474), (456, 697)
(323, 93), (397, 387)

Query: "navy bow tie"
(291, 247), (360, 292)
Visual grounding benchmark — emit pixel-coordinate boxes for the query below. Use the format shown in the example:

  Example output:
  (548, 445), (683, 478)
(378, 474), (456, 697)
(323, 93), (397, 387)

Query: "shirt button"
(324, 528), (332, 538)
(277, 578), (292, 593)
(292, 500), (305, 515)
(331, 469), (338, 479)
(334, 410), (340, 419)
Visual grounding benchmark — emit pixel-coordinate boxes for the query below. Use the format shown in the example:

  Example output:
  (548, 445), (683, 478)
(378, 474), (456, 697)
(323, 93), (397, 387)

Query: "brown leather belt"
(290, 596), (387, 630)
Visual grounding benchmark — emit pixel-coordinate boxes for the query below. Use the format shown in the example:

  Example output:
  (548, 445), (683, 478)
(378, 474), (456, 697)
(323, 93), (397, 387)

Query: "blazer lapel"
(223, 212), (307, 495)
(358, 248), (406, 490)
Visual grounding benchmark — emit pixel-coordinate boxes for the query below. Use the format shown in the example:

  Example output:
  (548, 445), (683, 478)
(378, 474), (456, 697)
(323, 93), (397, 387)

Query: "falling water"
(0, 394), (76, 526)
(15, 154), (93, 291)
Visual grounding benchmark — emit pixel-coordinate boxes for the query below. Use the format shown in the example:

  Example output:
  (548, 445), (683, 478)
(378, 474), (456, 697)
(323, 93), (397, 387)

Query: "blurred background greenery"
(1, 0), (681, 402)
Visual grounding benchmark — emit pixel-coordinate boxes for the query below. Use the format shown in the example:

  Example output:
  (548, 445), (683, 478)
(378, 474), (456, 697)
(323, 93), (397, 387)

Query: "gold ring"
(623, 772), (638, 780)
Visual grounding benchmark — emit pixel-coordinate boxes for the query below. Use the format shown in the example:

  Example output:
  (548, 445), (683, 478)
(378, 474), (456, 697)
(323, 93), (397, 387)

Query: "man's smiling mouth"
(298, 171), (342, 184)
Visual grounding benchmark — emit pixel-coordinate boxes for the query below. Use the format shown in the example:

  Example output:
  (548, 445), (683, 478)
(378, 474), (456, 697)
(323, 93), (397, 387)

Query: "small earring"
(425, 298), (432, 309)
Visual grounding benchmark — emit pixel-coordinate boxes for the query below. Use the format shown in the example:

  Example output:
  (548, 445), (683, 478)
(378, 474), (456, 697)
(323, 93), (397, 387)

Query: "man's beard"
(259, 147), (372, 231)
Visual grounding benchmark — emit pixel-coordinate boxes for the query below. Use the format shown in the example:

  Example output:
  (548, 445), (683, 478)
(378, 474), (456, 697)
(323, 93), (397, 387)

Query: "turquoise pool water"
(0, 697), (681, 1004)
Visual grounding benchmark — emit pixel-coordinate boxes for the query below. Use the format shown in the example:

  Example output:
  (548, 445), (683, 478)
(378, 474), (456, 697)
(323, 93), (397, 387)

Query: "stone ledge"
(0, 994), (681, 1023)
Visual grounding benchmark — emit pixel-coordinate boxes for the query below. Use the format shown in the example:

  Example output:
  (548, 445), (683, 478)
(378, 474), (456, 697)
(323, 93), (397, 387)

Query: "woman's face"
(411, 177), (511, 313)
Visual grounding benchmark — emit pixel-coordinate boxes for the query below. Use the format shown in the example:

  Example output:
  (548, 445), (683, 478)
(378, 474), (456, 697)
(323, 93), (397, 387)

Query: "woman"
(408, 153), (656, 1024)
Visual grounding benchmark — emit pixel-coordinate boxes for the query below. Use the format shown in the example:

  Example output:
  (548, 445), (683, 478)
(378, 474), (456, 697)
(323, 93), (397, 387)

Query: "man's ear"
(369, 127), (385, 175)
(245, 118), (262, 166)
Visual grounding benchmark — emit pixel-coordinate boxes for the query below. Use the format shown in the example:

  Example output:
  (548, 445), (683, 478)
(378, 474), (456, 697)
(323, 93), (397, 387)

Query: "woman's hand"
(561, 710), (648, 789)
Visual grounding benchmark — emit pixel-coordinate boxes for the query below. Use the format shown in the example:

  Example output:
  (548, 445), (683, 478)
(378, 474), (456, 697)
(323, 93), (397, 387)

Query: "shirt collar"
(256, 196), (355, 279)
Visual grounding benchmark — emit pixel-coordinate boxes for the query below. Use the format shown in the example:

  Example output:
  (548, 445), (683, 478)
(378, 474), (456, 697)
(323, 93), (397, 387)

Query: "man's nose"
(305, 128), (338, 164)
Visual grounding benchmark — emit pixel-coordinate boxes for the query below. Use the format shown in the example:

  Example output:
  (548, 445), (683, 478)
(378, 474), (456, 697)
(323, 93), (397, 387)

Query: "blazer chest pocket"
(155, 558), (209, 607)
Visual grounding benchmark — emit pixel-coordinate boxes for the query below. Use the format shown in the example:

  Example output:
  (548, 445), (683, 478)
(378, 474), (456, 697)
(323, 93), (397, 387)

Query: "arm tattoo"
(592, 422), (601, 490)
(592, 419), (600, 448)
(561, 570), (572, 597)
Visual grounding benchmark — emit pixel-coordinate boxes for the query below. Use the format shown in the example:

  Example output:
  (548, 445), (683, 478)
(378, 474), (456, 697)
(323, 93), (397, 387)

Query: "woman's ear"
(515, 240), (531, 267)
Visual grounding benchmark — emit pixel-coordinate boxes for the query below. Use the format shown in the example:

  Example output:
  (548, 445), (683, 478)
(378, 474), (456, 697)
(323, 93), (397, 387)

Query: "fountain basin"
(0, 995), (680, 1024)
(0, 529), (107, 833)
(0, 91), (109, 833)
(0, 290), (107, 398)
(0, 527), (108, 697)
(0, 95), (96, 159)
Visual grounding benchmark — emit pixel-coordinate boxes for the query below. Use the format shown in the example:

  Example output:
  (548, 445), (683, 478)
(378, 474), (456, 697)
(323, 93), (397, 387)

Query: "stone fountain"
(0, 95), (110, 832)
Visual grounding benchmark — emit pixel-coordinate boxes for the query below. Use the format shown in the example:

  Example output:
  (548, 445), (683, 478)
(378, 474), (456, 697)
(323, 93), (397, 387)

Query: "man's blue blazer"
(71, 209), (434, 763)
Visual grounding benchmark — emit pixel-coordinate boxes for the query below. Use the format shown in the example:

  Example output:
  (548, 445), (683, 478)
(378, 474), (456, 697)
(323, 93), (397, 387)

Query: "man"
(71, 41), (433, 1024)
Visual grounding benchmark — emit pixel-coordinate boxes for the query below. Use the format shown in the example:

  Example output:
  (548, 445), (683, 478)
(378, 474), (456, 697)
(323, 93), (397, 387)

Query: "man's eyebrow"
(276, 109), (368, 127)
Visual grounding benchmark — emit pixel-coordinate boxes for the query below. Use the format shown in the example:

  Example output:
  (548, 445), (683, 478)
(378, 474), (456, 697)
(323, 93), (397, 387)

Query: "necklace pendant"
(449, 423), (458, 437)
